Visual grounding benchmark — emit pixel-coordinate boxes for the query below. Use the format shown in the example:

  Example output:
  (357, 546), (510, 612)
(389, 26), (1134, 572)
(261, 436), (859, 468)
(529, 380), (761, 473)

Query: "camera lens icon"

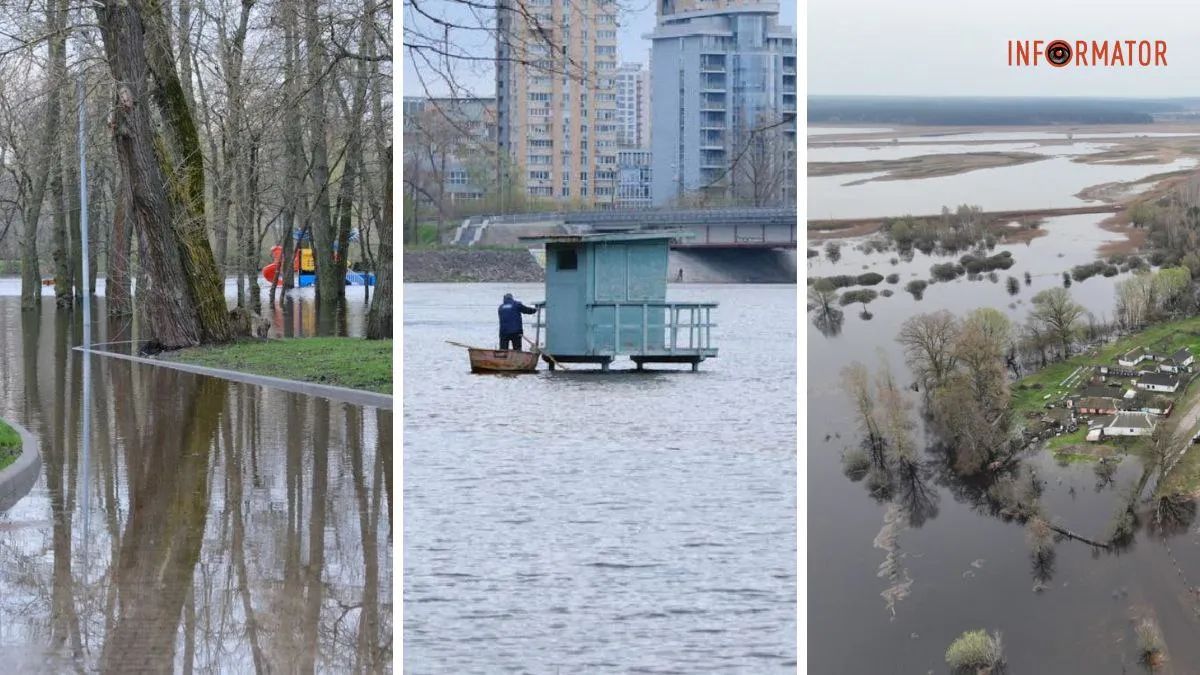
(1046, 40), (1072, 67)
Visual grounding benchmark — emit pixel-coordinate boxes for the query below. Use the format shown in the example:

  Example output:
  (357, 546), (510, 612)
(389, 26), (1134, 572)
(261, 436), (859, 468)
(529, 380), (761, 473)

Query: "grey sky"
(403, 0), (798, 98)
(809, 0), (1200, 97)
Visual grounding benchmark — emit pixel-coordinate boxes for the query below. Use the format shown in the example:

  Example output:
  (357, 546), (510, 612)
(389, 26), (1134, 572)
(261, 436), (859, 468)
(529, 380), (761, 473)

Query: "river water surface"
(0, 285), (392, 672)
(404, 282), (796, 672)
(808, 127), (1200, 672)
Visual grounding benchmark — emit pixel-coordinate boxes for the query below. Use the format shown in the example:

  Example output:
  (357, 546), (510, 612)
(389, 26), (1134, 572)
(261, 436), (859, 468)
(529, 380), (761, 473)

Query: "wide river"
(0, 283), (391, 672)
(403, 282), (797, 672)
(809, 127), (1200, 671)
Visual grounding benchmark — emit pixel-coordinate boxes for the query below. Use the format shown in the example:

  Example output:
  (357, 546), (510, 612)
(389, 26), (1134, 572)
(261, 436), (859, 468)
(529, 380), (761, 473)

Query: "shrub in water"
(905, 279), (928, 299)
(1135, 617), (1166, 668)
(1108, 505), (1135, 544)
(886, 273), (900, 284)
(856, 272), (885, 286)
(841, 448), (871, 480)
(930, 262), (965, 281)
(945, 629), (1004, 671)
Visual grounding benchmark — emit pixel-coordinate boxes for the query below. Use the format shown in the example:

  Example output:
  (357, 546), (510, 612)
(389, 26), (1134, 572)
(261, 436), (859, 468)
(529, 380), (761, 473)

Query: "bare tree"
(897, 311), (960, 393)
(1030, 287), (1085, 358)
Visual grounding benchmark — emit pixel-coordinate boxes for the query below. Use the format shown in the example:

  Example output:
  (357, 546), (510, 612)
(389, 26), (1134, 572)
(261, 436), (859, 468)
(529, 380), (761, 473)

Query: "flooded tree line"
(827, 250), (1200, 669)
(0, 311), (392, 670)
(0, 0), (392, 344)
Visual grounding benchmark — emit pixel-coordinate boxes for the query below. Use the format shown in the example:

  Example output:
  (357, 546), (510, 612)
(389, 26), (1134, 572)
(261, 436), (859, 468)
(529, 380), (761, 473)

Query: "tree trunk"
(136, 0), (232, 342)
(332, 14), (370, 290)
(108, 173), (133, 316)
(303, 0), (339, 304)
(19, 93), (58, 309)
(280, 0), (303, 292)
(245, 138), (261, 314)
(50, 0), (71, 306)
(365, 145), (391, 340)
(67, 82), (84, 298)
(96, 0), (207, 347)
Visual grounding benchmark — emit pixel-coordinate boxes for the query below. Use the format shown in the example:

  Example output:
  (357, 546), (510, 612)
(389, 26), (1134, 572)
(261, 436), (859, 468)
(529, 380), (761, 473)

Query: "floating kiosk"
(523, 230), (717, 371)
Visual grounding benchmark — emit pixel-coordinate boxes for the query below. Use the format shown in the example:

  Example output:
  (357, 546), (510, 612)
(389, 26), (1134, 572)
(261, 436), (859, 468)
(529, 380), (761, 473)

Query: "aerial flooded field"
(808, 123), (1200, 672)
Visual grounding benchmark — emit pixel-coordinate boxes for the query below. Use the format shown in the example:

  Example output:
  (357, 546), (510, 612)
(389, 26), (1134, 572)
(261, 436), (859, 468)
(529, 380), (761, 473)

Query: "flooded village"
(809, 98), (1200, 672)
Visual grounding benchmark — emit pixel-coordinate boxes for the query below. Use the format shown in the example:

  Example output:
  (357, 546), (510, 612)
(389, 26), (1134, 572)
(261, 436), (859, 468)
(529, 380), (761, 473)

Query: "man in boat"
(498, 292), (537, 350)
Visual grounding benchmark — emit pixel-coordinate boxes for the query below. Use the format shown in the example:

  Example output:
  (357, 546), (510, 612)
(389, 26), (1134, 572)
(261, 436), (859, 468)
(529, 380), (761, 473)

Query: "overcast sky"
(809, 0), (1200, 97)
(403, 0), (798, 97)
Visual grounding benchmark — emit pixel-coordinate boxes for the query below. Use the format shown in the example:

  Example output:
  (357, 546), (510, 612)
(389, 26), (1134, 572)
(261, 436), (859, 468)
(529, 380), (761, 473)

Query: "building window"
(557, 247), (579, 270)
(447, 170), (468, 185)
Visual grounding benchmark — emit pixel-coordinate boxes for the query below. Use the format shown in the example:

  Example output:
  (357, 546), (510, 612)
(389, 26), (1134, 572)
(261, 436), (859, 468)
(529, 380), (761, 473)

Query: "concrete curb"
(74, 346), (394, 410)
(0, 419), (41, 513)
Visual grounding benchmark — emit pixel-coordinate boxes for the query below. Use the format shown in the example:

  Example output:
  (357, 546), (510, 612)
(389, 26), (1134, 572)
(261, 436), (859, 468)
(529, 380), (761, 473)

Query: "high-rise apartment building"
(403, 96), (498, 204)
(647, 0), (796, 206)
(615, 63), (651, 149)
(496, 0), (621, 206)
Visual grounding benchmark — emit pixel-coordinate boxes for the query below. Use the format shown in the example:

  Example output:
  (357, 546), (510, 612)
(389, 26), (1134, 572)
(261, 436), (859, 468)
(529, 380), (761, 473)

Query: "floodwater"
(0, 287), (392, 672)
(808, 222), (1200, 666)
(808, 153), (1198, 219)
(403, 283), (796, 672)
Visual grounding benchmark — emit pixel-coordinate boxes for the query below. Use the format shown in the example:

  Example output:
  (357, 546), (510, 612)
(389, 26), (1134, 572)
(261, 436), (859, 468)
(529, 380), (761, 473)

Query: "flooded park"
(403, 282), (796, 672)
(808, 124), (1200, 671)
(0, 284), (392, 672)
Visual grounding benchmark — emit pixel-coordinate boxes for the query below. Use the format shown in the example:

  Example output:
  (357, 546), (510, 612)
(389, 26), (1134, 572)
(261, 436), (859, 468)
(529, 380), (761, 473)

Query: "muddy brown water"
(0, 289), (391, 672)
(808, 215), (1200, 672)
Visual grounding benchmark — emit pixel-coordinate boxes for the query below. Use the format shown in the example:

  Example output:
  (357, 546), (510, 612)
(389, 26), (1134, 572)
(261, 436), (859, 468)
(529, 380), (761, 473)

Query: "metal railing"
(532, 302), (717, 356)
(587, 302), (717, 355)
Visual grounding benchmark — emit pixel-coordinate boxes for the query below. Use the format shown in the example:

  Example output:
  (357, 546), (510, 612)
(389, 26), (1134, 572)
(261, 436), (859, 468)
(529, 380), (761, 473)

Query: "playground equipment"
(261, 238), (375, 288)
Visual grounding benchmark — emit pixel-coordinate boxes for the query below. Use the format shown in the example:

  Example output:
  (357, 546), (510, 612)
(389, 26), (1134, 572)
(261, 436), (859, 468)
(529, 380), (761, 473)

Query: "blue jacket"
(498, 295), (536, 335)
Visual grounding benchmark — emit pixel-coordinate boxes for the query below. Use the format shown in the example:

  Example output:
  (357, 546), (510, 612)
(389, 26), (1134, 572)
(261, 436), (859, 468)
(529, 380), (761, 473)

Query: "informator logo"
(1008, 40), (1168, 67)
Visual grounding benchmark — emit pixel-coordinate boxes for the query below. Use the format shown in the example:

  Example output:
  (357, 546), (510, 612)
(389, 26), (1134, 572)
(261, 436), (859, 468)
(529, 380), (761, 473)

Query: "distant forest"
(808, 96), (1200, 126)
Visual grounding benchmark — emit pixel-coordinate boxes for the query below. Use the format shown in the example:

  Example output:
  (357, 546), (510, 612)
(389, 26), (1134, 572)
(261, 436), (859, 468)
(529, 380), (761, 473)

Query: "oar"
(445, 340), (477, 350)
(523, 334), (568, 371)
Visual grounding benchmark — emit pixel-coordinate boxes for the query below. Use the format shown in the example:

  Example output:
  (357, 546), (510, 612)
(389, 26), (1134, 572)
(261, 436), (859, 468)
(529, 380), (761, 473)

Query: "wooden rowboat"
(468, 347), (538, 373)
(447, 341), (539, 373)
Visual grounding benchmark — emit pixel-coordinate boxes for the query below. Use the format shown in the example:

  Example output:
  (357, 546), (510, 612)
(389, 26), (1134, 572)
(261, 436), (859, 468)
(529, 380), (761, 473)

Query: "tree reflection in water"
(0, 304), (392, 672)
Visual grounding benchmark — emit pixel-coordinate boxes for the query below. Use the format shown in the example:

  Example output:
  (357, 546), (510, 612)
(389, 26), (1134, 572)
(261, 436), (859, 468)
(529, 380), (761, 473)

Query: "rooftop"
(1109, 412), (1156, 429)
(1139, 373), (1179, 386)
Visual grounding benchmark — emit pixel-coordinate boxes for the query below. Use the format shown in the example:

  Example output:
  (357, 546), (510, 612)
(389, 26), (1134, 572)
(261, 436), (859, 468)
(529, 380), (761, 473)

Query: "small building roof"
(1121, 346), (1153, 359)
(1139, 373), (1179, 387)
(1109, 412), (1156, 429)
(1173, 347), (1193, 361)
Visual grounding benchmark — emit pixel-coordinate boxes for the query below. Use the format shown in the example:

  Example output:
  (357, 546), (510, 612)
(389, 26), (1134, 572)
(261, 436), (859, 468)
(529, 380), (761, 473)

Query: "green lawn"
(0, 419), (20, 471)
(170, 338), (393, 394)
(1012, 316), (1200, 414)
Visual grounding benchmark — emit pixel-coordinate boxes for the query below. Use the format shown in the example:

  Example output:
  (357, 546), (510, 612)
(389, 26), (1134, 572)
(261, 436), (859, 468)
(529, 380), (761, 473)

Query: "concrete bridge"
(453, 207), (798, 249)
